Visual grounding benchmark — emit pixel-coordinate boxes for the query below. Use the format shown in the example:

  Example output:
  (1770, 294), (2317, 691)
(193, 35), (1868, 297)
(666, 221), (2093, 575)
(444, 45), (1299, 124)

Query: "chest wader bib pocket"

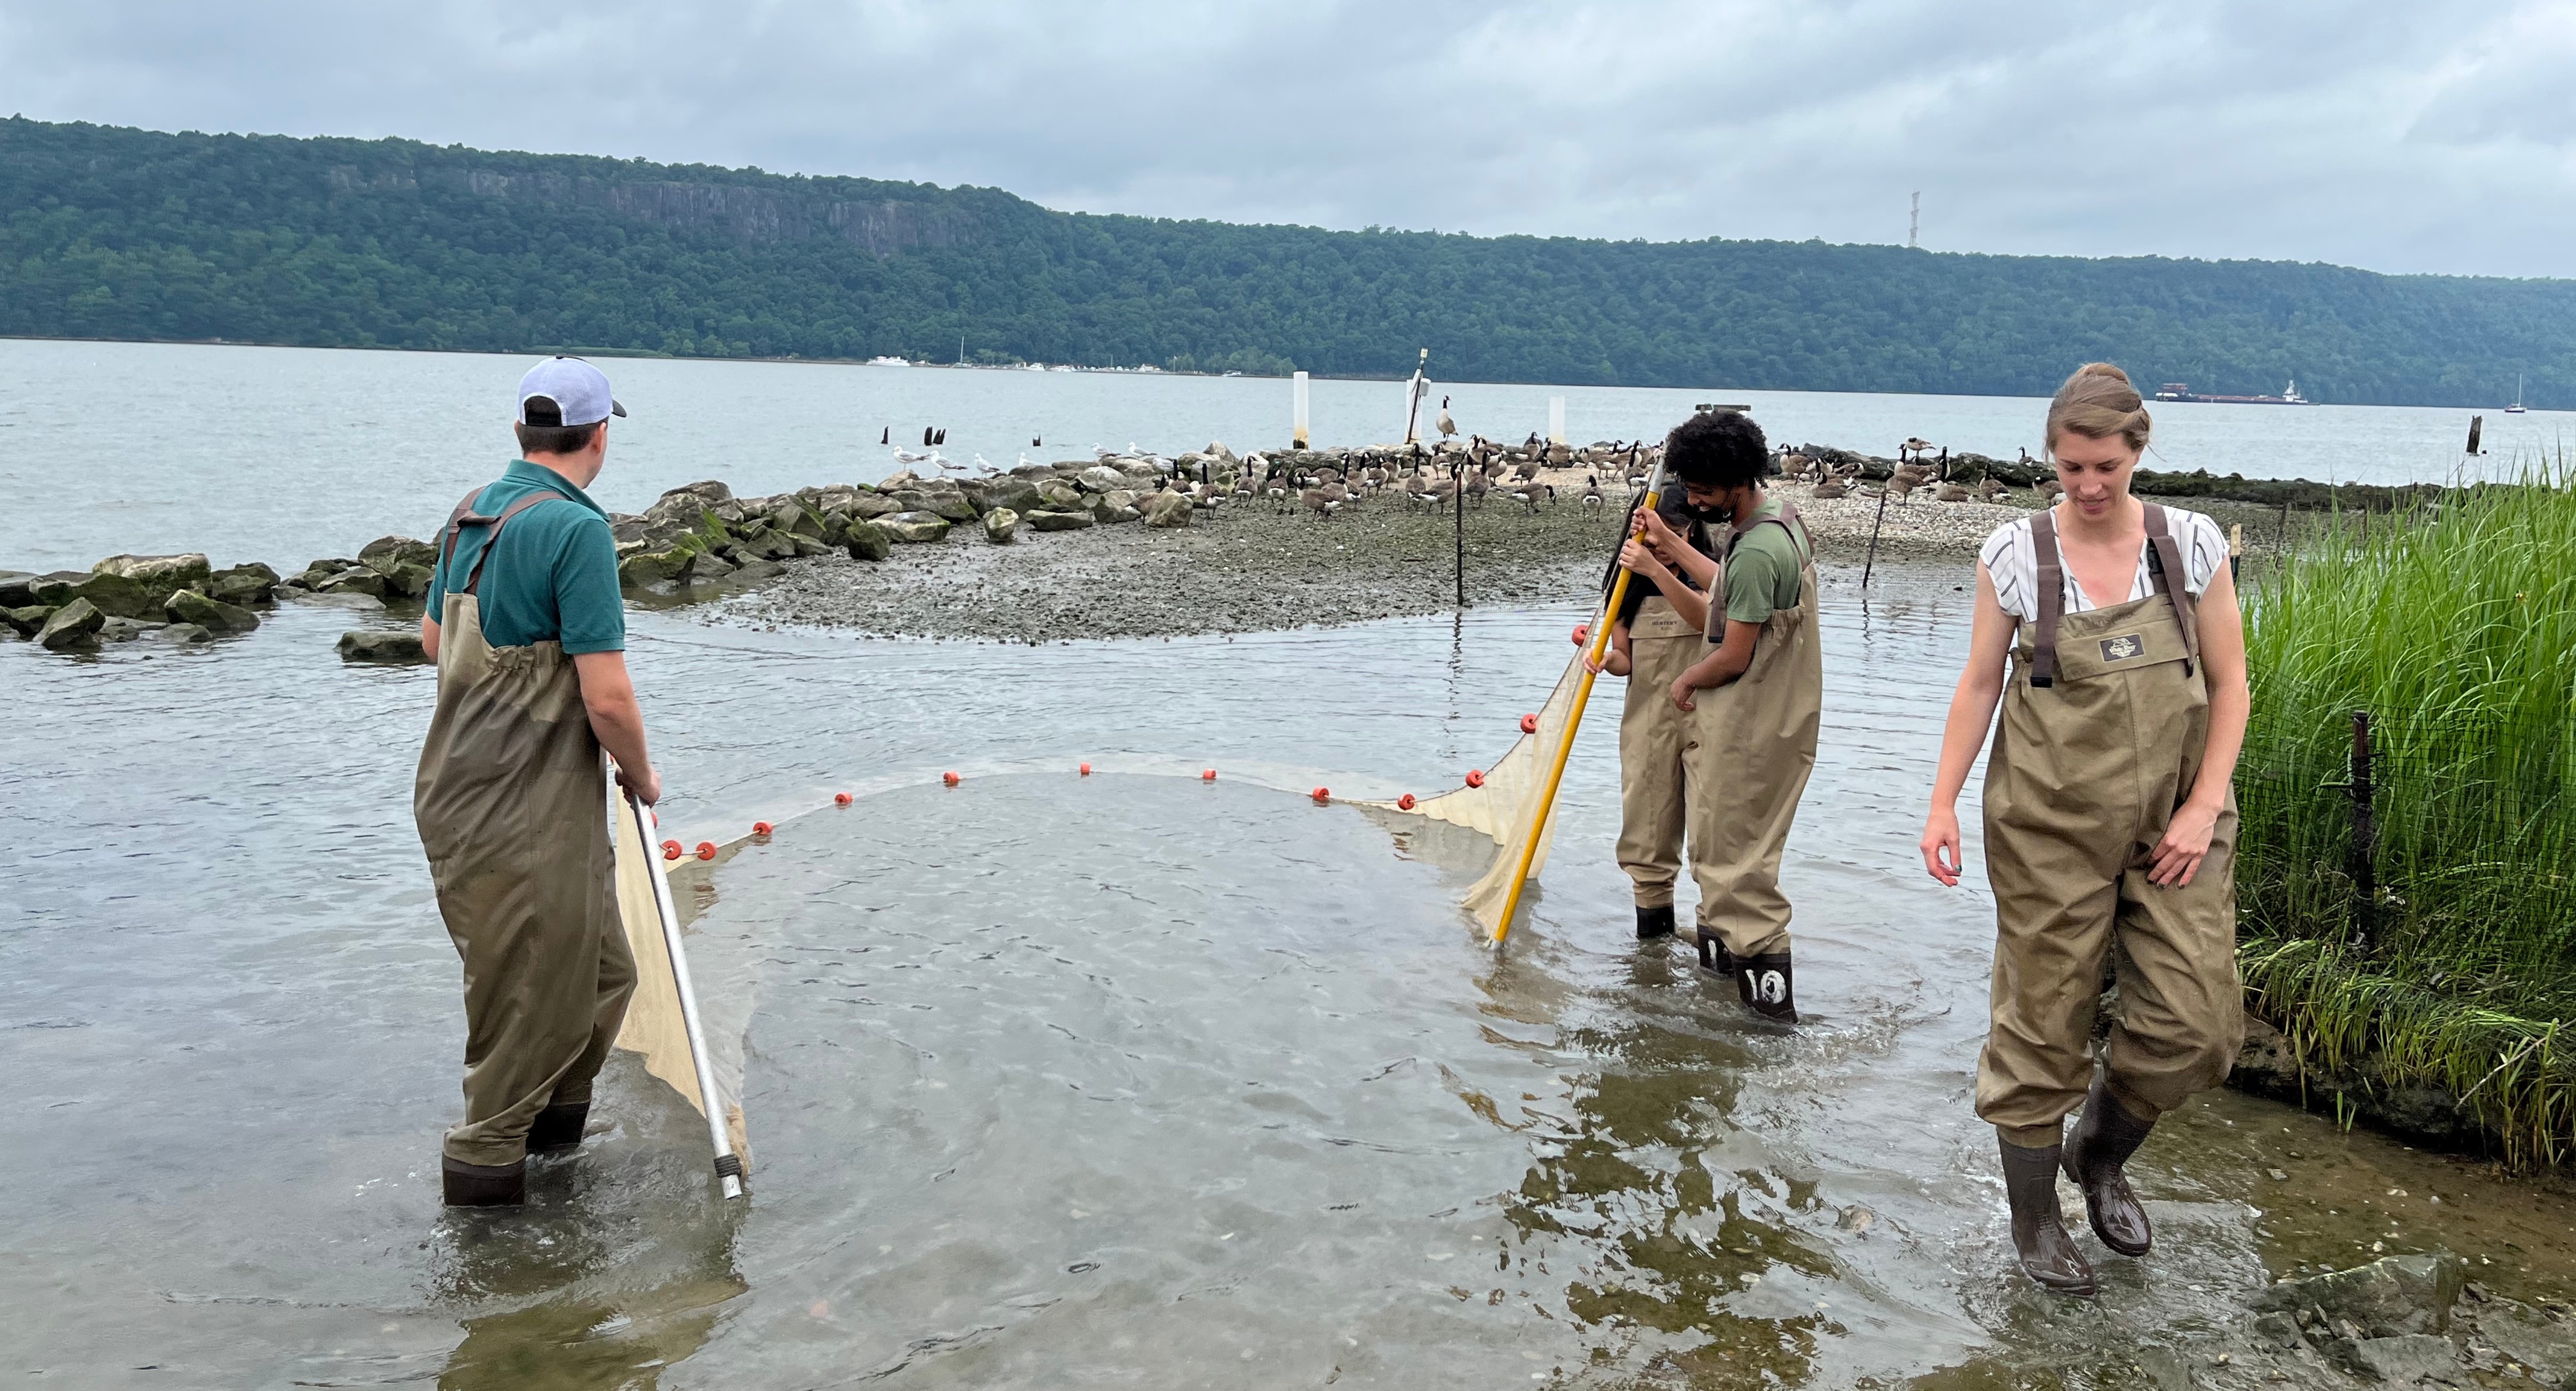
(415, 489), (637, 1177)
(1975, 503), (2242, 1273)
(1684, 506), (1823, 1019)
(1619, 595), (1713, 925)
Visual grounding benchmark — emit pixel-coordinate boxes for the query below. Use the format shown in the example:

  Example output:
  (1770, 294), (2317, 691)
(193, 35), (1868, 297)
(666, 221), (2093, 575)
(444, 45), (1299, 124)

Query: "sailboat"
(2507, 375), (2527, 414)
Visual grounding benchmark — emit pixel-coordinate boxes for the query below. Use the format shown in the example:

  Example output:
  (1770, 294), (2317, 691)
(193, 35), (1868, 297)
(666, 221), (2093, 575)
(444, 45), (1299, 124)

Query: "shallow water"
(8, 562), (2572, 1388)
(3, 338), (2562, 573)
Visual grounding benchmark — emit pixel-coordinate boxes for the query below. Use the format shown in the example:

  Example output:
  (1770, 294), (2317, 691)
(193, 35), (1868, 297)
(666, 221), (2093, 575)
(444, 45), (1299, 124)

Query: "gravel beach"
(712, 480), (2063, 643)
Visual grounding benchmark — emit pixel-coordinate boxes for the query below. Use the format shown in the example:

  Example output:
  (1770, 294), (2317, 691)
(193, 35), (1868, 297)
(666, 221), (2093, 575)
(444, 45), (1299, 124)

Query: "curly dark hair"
(1662, 409), (1769, 489)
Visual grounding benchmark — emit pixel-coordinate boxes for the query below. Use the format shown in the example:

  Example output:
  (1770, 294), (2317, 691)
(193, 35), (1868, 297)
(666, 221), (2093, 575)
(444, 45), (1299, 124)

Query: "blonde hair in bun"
(2045, 362), (2153, 457)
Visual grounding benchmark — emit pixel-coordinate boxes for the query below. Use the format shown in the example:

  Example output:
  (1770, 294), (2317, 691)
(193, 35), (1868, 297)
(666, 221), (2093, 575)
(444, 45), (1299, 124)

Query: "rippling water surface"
(10, 560), (2572, 1388)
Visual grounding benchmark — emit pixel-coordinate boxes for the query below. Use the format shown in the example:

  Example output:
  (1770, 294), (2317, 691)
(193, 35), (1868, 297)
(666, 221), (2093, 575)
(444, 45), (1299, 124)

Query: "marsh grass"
(2236, 467), (2576, 1167)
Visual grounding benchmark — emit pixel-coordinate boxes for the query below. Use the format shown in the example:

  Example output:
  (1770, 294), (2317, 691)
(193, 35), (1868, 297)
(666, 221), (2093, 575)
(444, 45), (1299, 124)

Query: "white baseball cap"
(516, 356), (628, 427)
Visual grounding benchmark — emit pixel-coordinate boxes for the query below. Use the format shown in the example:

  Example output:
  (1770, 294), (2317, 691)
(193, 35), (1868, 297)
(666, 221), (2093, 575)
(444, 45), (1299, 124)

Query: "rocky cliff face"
(325, 162), (979, 255)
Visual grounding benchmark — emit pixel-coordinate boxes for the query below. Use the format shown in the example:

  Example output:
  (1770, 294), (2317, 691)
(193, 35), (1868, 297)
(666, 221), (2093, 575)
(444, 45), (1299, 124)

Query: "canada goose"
(1268, 484), (1290, 512)
(1812, 476), (1850, 500)
(1466, 471), (1490, 505)
(1302, 488), (1336, 520)
(1582, 477), (1605, 511)
(1437, 396), (1457, 439)
(1976, 477), (2006, 501)
(2038, 478), (2066, 501)
(1512, 459), (1541, 482)
(1886, 473), (1922, 504)
(1936, 482), (1971, 503)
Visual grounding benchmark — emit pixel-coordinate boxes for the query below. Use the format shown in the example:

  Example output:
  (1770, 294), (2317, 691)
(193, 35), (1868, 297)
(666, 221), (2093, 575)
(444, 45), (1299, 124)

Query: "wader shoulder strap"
(2029, 509), (2063, 688)
(2141, 503), (2200, 677)
(440, 490), (569, 597)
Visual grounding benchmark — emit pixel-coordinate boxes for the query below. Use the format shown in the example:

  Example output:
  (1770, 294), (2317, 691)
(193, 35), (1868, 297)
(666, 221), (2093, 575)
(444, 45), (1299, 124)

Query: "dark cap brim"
(611, 400), (628, 418)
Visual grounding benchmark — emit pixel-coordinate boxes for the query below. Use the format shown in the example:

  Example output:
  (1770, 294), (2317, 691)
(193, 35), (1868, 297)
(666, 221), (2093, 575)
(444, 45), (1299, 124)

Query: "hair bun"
(2073, 362), (2133, 386)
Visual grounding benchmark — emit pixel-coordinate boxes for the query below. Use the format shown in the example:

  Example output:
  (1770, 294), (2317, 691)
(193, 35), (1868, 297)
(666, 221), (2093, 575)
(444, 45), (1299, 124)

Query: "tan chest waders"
(1975, 503), (2241, 1150)
(415, 490), (636, 1176)
(1682, 504), (1823, 1017)
(1619, 594), (1713, 923)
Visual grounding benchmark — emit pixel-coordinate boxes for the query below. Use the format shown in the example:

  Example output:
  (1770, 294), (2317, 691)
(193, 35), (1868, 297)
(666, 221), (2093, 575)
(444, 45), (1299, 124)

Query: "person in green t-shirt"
(1641, 409), (1825, 1023)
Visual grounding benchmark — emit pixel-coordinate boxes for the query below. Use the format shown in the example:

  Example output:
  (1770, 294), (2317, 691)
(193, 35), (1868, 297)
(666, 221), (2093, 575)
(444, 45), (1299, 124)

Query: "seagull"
(894, 447), (931, 465)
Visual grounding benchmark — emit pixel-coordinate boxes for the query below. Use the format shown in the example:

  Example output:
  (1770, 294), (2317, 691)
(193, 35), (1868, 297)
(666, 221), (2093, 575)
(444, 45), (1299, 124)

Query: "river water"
(6, 343), (2576, 1388)
(2, 338), (2566, 574)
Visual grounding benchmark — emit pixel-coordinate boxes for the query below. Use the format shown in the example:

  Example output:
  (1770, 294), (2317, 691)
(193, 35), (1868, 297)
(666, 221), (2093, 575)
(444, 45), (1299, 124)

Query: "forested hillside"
(4, 117), (2569, 407)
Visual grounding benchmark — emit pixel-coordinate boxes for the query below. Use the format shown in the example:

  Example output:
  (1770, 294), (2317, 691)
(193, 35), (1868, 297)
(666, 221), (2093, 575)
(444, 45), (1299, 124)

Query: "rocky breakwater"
(1, 552), (277, 653)
(606, 448), (1236, 601)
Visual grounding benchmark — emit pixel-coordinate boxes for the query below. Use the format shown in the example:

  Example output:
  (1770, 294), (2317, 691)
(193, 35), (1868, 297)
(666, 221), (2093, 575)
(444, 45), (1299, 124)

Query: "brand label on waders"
(2099, 634), (2146, 662)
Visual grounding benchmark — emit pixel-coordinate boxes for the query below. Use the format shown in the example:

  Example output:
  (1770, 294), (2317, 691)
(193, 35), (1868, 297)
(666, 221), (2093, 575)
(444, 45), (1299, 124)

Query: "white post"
(1292, 371), (1310, 449)
(1548, 396), (1567, 446)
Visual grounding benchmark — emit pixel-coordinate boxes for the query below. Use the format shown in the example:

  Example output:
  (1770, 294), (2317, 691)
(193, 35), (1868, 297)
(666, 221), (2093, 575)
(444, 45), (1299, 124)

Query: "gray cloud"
(3, 0), (2567, 276)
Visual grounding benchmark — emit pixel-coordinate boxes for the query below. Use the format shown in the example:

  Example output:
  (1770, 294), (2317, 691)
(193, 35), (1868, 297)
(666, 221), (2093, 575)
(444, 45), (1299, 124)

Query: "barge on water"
(2155, 378), (2312, 405)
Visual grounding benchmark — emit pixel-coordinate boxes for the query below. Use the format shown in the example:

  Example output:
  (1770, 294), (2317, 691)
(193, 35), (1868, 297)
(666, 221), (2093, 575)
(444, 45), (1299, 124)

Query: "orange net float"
(1201, 769), (1217, 781)
(1571, 624), (1589, 646)
(833, 792), (853, 806)
(1079, 762), (1092, 776)
(1311, 787), (1330, 802)
(942, 771), (961, 787)
(694, 841), (718, 860)
(1396, 793), (1416, 811)
(661, 841), (682, 861)
(1465, 769), (1485, 788)
(752, 821), (773, 836)
(1519, 713), (1538, 734)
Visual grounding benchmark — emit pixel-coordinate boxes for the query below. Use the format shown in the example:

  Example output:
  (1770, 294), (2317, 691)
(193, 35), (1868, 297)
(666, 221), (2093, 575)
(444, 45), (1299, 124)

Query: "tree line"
(3, 116), (2569, 407)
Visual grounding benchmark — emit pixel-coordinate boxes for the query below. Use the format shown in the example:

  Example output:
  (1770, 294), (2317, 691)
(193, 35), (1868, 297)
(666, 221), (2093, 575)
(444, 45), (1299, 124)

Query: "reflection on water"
(7, 562), (2575, 1388)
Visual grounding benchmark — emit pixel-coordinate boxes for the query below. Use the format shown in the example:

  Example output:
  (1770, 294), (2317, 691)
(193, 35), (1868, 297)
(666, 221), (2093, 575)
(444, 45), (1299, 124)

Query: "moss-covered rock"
(207, 563), (280, 606)
(69, 570), (157, 619)
(880, 512), (953, 544)
(338, 629), (429, 664)
(94, 553), (212, 599)
(843, 519), (892, 561)
(983, 507), (1020, 544)
(36, 598), (103, 650)
(3, 604), (49, 637)
(1022, 508), (1094, 533)
(165, 589), (261, 633)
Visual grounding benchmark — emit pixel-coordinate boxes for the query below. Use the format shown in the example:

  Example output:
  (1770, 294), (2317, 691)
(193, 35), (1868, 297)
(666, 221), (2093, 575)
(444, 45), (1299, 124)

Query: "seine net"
(609, 784), (752, 1176)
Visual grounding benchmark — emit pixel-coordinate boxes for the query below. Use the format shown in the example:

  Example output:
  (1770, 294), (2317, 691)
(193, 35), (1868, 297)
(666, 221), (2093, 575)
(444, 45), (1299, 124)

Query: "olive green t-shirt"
(1715, 494), (1810, 630)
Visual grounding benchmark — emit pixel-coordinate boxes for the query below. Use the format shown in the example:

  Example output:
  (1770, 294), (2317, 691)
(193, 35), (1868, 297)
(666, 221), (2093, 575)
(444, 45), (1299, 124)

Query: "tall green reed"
(2236, 463), (2576, 1166)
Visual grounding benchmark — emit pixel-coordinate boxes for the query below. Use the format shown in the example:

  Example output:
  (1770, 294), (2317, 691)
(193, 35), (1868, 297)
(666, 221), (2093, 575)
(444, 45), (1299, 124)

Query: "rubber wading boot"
(1636, 904), (1677, 940)
(1692, 931), (1737, 978)
(2062, 1078), (2156, 1257)
(1735, 951), (1797, 1023)
(1999, 1139), (2095, 1295)
(528, 1102), (591, 1155)
(442, 1155), (527, 1208)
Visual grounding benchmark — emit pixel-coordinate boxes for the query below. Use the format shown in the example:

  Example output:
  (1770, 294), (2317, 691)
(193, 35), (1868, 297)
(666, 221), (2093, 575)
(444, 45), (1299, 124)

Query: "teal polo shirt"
(424, 459), (626, 654)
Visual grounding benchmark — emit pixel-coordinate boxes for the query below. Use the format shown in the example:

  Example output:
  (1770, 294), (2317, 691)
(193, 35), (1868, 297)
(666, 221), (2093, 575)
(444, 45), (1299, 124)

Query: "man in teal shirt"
(416, 357), (661, 1207)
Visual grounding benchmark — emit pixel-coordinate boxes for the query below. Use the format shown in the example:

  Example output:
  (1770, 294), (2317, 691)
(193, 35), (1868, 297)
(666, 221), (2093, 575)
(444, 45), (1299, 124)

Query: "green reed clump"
(2235, 468), (2576, 1167)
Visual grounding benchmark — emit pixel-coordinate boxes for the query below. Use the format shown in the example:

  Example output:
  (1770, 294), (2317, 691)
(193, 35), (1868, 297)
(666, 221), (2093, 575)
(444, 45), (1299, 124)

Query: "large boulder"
(1093, 488), (1139, 519)
(730, 558), (786, 583)
(2253, 1254), (2465, 1338)
(982, 508), (1020, 544)
(358, 537), (438, 572)
(842, 519), (892, 562)
(65, 570), (158, 620)
(841, 492), (903, 520)
(880, 513), (952, 544)
(1077, 465), (1129, 493)
(207, 563), (280, 607)
(734, 525), (801, 562)
(1021, 508), (1094, 533)
(3, 604), (49, 637)
(618, 548), (690, 589)
(0, 572), (33, 607)
(1143, 491), (1195, 528)
(36, 598), (104, 650)
(767, 502), (825, 540)
(94, 553), (212, 599)
(1035, 480), (1084, 509)
(1007, 461), (1057, 479)
(963, 475), (1043, 516)
(316, 568), (391, 599)
(892, 490), (976, 523)
(339, 629), (429, 664)
(28, 573), (85, 606)
(164, 589), (261, 634)
(684, 549), (738, 583)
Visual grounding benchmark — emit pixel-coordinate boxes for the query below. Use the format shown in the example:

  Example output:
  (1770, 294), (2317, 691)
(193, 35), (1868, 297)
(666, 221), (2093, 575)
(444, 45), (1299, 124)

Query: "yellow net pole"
(1491, 460), (1667, 946)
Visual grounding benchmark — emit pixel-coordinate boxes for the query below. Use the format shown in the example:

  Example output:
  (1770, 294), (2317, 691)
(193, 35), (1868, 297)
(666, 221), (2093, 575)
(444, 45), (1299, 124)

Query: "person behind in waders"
(1581, 477), (1722, 942)
(1656, 410), (1824, 1023)
(1918, 362), (2249, 1296)
(416, 357), (661, 1208)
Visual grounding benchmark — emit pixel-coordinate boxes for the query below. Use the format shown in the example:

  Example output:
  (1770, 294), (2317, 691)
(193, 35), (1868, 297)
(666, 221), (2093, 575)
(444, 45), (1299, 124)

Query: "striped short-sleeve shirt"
(1977, 504), (2227, 623)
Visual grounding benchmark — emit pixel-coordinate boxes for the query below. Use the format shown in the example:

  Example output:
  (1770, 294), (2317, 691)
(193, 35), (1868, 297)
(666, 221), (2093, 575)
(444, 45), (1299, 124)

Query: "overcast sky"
(4, 0), (2569, 279)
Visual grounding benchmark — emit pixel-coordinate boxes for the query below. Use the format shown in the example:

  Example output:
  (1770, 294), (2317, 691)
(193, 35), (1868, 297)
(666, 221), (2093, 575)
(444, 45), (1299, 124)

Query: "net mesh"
(1361, 645), (1591, 936)
(609, 789), (752, 1170)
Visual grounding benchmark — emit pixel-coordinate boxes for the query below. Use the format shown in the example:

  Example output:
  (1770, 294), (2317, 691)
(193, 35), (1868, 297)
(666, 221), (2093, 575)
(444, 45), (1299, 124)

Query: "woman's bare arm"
(1919, 563), (2017, 885)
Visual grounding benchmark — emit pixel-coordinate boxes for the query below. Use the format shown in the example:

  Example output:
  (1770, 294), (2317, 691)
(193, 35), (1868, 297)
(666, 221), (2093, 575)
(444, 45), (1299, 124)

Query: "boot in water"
(1635, 904), (1677, 940)
(442, 1155), (526, 1207)
(528, 1101), (591, 1154)
(1999, 1137), (2094, 1294)
(1692, 929), (1736, 978)
(1735, 951), (1797, 1023)
(2062, 1078), (2155, 1257)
